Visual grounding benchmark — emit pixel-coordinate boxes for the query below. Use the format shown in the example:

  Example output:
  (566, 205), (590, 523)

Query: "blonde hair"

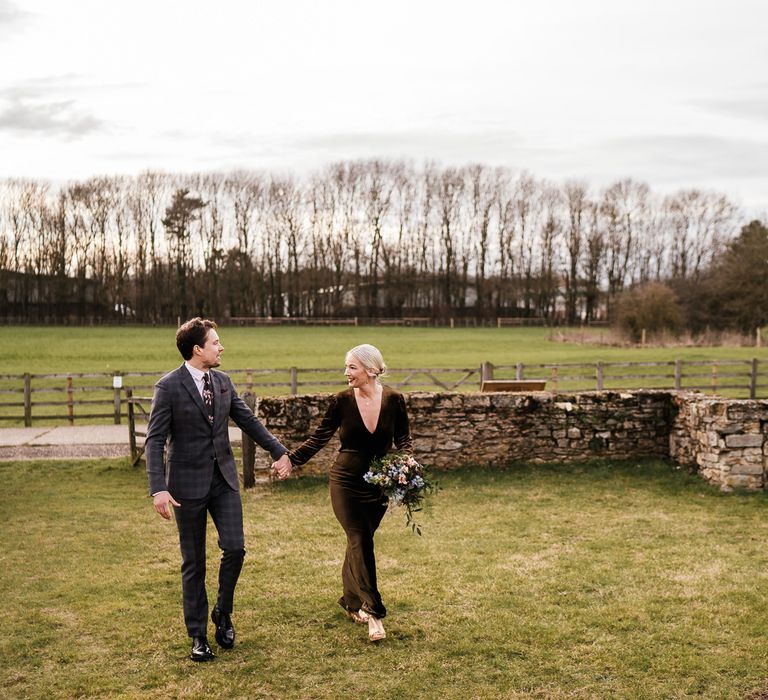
(346, 344), (387, 381)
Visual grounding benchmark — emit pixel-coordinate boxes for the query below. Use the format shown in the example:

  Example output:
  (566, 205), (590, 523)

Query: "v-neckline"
(352, 386), (384, 435)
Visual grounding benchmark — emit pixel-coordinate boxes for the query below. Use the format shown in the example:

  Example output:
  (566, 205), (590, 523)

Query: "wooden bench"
(480, 379), (547, 392)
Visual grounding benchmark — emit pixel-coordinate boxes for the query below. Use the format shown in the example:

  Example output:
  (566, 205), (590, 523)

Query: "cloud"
(694, 96), (768, 125)
(596, 134), (768, 182)
(571, 133), (768, 213)
(0, 0), (29, 27)
(0, 78), (103, 138)
(0, 98), (102, 137)
(284, 128), (544, 169)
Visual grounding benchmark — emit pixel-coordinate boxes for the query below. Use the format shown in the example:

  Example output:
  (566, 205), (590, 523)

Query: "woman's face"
(344, 354), (372, 388)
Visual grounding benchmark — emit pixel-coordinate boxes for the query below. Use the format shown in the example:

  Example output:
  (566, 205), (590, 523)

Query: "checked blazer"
(145, 364), (287, 499)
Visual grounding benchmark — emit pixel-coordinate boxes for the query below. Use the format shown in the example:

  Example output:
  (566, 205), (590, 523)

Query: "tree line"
(0, 160), (754, 327)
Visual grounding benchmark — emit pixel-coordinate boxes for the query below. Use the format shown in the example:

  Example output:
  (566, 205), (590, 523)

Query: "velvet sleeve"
(227, 375), (288, 461)
(288, 394), (342, 466)
(393, 392), (413, 454)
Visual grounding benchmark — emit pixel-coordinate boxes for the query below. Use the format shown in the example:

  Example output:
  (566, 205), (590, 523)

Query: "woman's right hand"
(272, 453), (293, 480)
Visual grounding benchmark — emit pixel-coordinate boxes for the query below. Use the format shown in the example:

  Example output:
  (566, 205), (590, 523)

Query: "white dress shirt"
(184, 362), (209, 400)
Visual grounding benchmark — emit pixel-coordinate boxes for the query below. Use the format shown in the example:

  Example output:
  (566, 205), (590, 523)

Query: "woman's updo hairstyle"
(346, 344), (387, 382)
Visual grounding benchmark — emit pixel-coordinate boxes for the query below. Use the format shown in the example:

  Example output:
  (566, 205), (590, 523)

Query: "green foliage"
(364, 452), (437, 535)
(4, 458), (768, 698)
(612, 282), (684, 342)
(162, 188), (207, 319)
(671, 220), (768, 333)
(710, 220), (768, 332)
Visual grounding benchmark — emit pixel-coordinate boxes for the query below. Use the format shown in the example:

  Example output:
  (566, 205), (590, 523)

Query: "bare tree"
(362, 160), (395, 317)
(601, 179), (649, 317)
(582, 201), (604, 322)
(436, 167), (464, 313)
(380, 162), (414, 315)
(193, 173), (226, 318)
(223, 170), (265, 317)
(466, 165), (496, 318)
(535, 185), (563, 321)
(272, 177), (305, 316)
(666, 189), (736, 282)
(511, 173), (543, 316)
(326, 162), (362, 315)
(0, 161), (747, 326)
(105, 178), (130, 321)
(563, 181), (589, 324)
(126, 171), (169, 322)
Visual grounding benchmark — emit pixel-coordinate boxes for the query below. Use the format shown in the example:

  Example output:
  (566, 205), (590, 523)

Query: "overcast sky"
(1, 0), (766, 214)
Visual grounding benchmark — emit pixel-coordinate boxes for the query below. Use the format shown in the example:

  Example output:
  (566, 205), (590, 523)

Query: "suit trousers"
(173, 462), (245, 637)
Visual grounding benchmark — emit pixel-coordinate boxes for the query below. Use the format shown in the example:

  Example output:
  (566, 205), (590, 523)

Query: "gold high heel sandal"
(368, 616), (386, 642)
(347, 609), (369, 624)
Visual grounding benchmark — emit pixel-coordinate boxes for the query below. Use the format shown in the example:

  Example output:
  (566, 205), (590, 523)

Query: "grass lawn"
(3, 458), (768, 698)
(2, 325), (767, 375)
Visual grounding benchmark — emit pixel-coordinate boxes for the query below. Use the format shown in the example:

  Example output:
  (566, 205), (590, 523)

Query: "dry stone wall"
(670, 395), (768, 491)
(254, 389), (768, 491)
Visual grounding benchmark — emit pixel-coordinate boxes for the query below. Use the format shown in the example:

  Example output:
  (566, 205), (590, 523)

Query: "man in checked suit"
(146, 317), (292, 661)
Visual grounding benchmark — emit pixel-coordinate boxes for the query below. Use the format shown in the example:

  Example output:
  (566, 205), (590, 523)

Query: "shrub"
(613, 282), (684, 343)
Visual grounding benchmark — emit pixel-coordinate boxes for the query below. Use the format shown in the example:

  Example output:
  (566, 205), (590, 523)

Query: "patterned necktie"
(202, 373), (214, 424)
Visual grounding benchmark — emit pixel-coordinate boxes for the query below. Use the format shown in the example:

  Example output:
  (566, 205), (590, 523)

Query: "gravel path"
(0, 444), (131, 461)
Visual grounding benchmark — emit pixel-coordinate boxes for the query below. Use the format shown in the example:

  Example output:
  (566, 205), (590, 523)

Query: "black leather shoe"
(212, 606), (235, 649)
(190, 635), (215, 662)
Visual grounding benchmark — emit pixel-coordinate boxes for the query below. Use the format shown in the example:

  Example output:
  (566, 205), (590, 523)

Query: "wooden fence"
(0, 359), (765, 426)
(229, 316), (547, 327)
(487, 359), (765, 397)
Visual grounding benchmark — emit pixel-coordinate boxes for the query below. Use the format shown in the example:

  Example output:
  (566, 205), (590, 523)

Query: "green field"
(2, 325), (767, 374)
(1, 326), (766, 425)
(3, 458), (768, 699)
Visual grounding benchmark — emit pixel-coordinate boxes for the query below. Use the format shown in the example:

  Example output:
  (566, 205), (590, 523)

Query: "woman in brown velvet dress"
(286, 344), (412, 642)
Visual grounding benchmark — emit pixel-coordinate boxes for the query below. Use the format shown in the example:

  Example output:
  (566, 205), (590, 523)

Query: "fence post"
(23, 373), (31, 427)
(126, 388), (137, 463)
(113, 372), (122, 424)
(67, 376), (74, 425)
(246, 369), (253, 391)
(515, 362), (524, 380)
(550, 366), (558, 394)
(241, 391), (256, 489)
(596, 361), (604, 391)
(711, 361), (718, 395)
(750, 358), (758, 399)
(480, 362), (494, 381)
(290, 367), (298, 395)
(674, 360), (682, 390)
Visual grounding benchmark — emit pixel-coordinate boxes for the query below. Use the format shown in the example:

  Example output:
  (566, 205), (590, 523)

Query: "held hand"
(272, 454), (293, 480)
(153, 490), (180, 519)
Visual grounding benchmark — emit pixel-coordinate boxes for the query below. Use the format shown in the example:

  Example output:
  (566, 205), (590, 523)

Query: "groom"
(146, 317), (292, 661)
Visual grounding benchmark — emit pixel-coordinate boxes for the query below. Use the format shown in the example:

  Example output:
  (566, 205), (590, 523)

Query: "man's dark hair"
(176, 317), (218, 360)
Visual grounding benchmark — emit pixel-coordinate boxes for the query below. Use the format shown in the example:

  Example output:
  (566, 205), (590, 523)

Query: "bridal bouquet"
(364, 452), (435, 535)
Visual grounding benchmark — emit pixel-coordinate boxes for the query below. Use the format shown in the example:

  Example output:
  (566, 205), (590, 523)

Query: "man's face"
(196, 329), (224, 369)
